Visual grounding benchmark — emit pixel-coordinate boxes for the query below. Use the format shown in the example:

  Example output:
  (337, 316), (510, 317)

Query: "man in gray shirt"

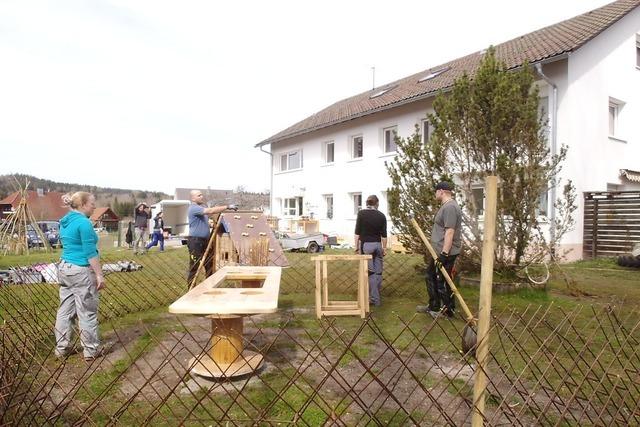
(418, 181), (462, 318)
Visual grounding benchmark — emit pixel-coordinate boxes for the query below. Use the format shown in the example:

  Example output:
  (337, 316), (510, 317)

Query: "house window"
(421, 119), (432, 145)
(636, 34), (640, 68)
(383, 126), (397, 153)
(537, 190), (548, 217)
(418, 67), (450, 82)
(608, 103), (618, 136)
(279, 150), (303, 171)
(370, 85), (396, 99)
(538, 96), (550, 142)
(351, 135), (363, 159)
(351, 193), (362, 215)
(283, 198), (297, 216)
(471, 187), (485, 216)
(323, 141), (335, 164)
(324, 194), (333, 219)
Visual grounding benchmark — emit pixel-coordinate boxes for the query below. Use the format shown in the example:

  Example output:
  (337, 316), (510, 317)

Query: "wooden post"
(591, 199), (598, 258)
(315, 259), (322, 319)
(322, 260), (329, 308)
(358, 258), (368, 318)
(189, 314), (264, 378)
(210, 316), (243, 364)
(471, 176), (498, 427)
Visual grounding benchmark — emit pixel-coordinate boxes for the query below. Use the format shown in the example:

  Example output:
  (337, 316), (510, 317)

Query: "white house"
(256, 0), (640, 260)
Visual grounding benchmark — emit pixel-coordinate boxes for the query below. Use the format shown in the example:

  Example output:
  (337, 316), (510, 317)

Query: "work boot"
(416, 305), (435, 314)
(84, 344), (112, 363)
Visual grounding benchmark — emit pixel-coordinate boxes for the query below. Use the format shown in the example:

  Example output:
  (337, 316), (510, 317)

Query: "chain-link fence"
(0, 248), (427, 328)
(1, 249), (639, 425)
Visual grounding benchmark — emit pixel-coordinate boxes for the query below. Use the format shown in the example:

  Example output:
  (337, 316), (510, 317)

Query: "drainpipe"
(534, 63), (558, 250)
(259, 144), (274, 216)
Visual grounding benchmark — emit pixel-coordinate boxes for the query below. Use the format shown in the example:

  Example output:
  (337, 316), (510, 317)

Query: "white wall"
(271, 101), (432, 241)
(558, 7), (640, 259)
(268, 8), (640, 255)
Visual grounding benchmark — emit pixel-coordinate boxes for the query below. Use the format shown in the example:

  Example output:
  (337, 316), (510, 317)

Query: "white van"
(149, 200), (191, 237)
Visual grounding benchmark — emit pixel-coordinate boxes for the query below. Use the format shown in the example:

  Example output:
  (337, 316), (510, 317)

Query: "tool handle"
(410, 217), (475, 323)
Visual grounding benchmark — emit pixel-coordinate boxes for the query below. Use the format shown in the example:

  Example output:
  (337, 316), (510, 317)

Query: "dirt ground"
(38, 306), (599, 425)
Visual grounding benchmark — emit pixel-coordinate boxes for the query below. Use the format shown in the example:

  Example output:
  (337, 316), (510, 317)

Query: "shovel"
(410, 217), (477, 356)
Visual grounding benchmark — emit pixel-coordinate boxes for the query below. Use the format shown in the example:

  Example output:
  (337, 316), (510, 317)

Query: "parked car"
(36, 221), (61, 248)
(26, 226), (44, 247)
(276, 231), (325, 253)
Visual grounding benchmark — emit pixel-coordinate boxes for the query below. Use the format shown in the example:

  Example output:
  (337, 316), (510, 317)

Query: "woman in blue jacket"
(54, 192), (106, 362)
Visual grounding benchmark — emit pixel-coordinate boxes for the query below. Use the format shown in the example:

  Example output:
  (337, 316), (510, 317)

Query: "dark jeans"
(425, 255), (457, 315)
(360, 241), (384, 306)
(187, 236), (213, 288)
(146, 230), (164, 251)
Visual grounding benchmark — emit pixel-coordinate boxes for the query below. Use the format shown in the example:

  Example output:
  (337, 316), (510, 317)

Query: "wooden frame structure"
(189, 211), (288, 290)
(311, 254), (371, 319)
(170, 266), (281, 378)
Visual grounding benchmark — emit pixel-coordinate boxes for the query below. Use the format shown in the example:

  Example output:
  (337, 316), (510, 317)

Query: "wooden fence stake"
(471, 175), (498, 427)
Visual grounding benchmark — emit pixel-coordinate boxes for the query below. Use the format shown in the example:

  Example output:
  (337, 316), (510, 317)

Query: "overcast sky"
(0, 0), (611, 194)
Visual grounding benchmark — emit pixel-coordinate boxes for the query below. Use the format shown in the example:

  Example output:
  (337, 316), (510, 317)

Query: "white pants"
(54, 261), (100, 358)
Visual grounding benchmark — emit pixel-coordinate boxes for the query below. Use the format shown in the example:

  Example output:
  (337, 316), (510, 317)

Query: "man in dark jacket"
(354, 195), (387, 306)
(133, 203), (151, 254)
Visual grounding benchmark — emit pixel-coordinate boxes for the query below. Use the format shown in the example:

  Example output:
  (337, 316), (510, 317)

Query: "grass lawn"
(1, 249), (638, 425)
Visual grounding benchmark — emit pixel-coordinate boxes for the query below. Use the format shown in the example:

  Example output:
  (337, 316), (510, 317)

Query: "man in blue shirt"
(187, 190), (237, 288)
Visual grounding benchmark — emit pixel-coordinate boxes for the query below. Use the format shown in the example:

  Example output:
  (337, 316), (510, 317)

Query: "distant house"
(174, 188), (234, 206)
(90, 207), (120, 232)
(174, 188), (270, 212)
(0, 189), (68, 221)
(256, 0), (640, 260)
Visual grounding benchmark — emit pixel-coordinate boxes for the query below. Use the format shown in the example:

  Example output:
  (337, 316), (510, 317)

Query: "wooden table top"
(169, 266), (282, 315)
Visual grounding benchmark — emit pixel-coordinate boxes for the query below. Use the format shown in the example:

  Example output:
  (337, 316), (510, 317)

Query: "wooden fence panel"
(583, 191), (640, 258)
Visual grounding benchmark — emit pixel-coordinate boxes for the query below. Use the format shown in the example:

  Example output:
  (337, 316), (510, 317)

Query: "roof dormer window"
(418, 67), (450, 83)
(369, 85), (396, 99)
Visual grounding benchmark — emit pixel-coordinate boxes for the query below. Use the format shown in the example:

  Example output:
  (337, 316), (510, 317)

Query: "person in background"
(187, 190), (237, 288)
(55, 191), (107, 362)
(133, 203), (151, 254)
(354, 194), (387, 307)
(125, 221), (133, 248)
(146, 211), (165, 252)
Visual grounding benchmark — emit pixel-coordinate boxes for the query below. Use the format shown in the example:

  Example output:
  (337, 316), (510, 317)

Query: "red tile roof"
(258, 0), (640, 146)
(0, 191), (69, 221)
(90, 207), (119, 222)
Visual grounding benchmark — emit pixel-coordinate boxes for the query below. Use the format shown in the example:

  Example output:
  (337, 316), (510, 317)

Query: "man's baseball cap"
(435, 181), (454, 192)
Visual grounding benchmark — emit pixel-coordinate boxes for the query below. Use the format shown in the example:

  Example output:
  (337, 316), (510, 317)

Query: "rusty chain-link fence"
(1, 248), (639, 425)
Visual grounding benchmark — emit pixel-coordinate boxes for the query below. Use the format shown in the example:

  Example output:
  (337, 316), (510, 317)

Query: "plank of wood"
(315, 259), (322, 319)
(310, 255), (372, 261)
(322, 261), (329, 307)
(319, 309), (363, 316)
(327, 301), (359, 306)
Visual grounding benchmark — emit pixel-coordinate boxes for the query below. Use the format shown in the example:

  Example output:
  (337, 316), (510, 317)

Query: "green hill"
(0, 174), (170, 218)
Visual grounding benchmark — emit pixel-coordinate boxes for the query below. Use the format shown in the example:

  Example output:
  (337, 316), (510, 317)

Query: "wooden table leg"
(189, 315), (263, 378)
